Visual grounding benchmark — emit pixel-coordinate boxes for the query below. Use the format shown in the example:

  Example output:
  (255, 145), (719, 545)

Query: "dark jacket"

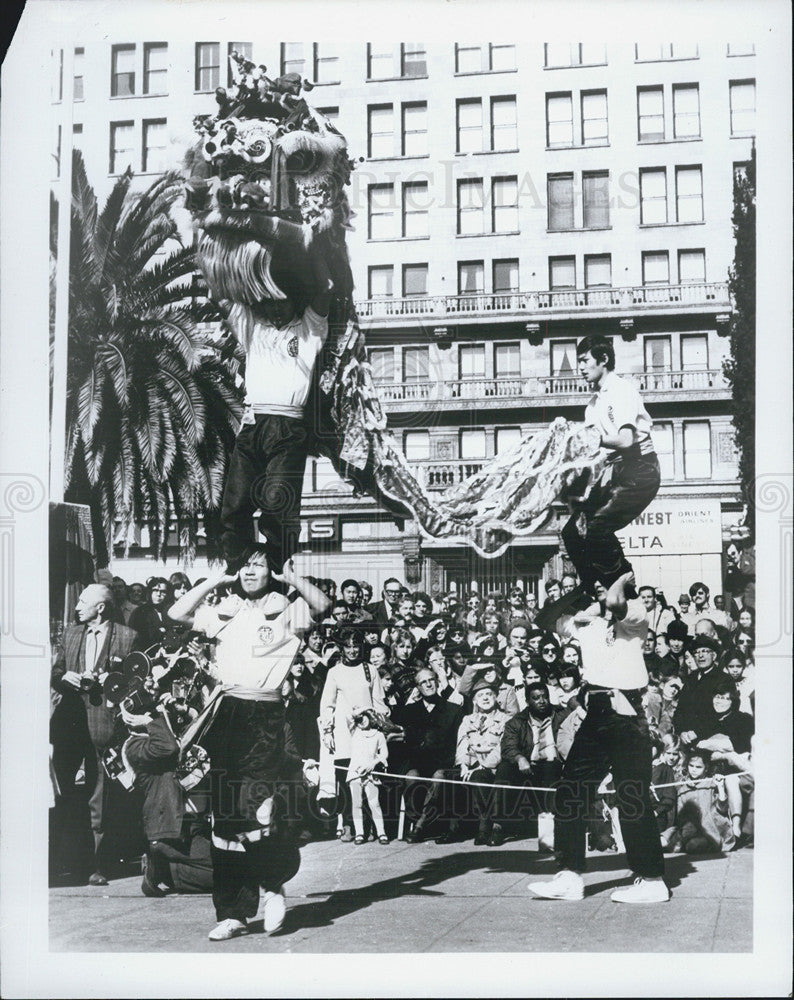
(397, 698), (464, 770)
(694, 708), (754, 754)
(128, 603), (170, 650)
(124, 715), (184, 841)
(366, 600), (397, 627)
(501, 706), (567, 765)
(673, 667), (731, 735)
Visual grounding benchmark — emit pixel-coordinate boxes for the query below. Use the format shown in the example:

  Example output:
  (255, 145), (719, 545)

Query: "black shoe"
(140, 853), (166, 897)
(488, 825), (505, 847)
(435, 828), (461, 845)
(473, 831), (489, 846)
(405, 828), (425, 844)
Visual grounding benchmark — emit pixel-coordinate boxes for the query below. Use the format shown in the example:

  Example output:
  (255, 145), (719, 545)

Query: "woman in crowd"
(129, 578), (172, 650)
(734, 629), (755, 668)
(169, 573), (192, 603)
(722, 648), (754, 715)
(737, 606), (755, 632)
(385, 628), (422, 708)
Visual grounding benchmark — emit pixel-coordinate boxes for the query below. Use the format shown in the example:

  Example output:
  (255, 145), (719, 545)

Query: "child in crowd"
(668, 750), (735, 854)
(347, 708), (390, 845)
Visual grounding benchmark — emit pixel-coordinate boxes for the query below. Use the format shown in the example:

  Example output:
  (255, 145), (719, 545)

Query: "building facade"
(51, 39), (756, 599)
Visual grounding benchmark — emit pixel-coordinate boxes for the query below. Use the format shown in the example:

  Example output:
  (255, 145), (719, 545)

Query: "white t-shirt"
(244, 306), (329, 418)
(198, 590), (313, 689)
(585, 371), (653, 442)
(559, 598), (649, 690)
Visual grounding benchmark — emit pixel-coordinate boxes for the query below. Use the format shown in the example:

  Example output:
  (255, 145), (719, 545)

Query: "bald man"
(51, 584), (138, 885)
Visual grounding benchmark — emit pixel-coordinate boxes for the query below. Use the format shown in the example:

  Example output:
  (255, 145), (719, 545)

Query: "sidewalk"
(50, 837), (752, 953)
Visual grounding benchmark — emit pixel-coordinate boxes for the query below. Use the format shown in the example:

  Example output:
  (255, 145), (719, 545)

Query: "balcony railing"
(414, 460), (485, 489)
(355, 281), (730, 322)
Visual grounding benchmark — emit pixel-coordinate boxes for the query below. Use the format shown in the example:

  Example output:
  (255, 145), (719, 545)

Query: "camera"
(121, 687), (158, 716)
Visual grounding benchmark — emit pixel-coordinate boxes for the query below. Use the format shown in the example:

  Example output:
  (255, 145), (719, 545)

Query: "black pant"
(562, 452), (660, 591)
(554, 695), (665, 878)
(493, 760), (562, 822)
(220, 414), (308, 569)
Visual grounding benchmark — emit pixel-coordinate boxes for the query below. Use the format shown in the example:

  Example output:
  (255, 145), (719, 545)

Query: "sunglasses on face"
(542, 646), (557, 653)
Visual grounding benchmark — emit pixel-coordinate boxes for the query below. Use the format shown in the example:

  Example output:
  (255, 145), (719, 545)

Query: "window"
(314, 43), (340, 84)
(495, 427), (522, 453)
(644, 336), (672, 371)
(581, 90), (608, 144)
(317, 106), (339, 122)
(143, 43), (168, 95)
(490, 44), (516, 71)
(404, 431), (430, 461)
(458, 261), (484, 295)
(368, 265), (394, 298)
(546, 93), (573, 147)
(227, 42), (252, 85)
(52, 47), (63, 102)
(493, 258), (519, 293)
(368, 184), (397, 239)
(678, 249), (706, 283)
(683, 421), (711, 479)
(456, 44), (482, 74)
(455, 43), (516, 73)
(675, 165), (703, 222)
(652, 422), (675, 479)
(550, 340), (577, 376)
(637, 87), (664, 141)
(73, 47), (84, 100)
(402, 102), (428, 156)
(727, 43), (755, 56)
(673, 84), (700, 138)
(733, 161), (750, 186)
(142, 119), (167, 172)
(585, 254), (611, 287)
(402, 181), (429, 238)
(402, 43), (427, 77)
(491, 96), (517, 150)
(681, 334), (708, 370)
(457, 179), (484, 235)
(403, 264), (428, 296)
(369, 348), (394, 381)
(729, 80), (756, 136)
(53, 124), (61, 178)
(492, 176), (519, 232)
(635, 43), (698, 61)
(368, 105), (394, 158)
(195, 42), (220, 92)
(280, 42), (305, 77)
(403, 347), (429, 382)
(544, 43), (606, 67)
(460, 428), (486, 459)
(547, 173), (574, 231)
(366, 43), (427, 80)
(72, 123), (83, 152)
(110, 121), (135, 174)
(111, 44), (136, 96)
(456, 99), (483, 153)
(642, 251), (669, 284)
(495, 343), (521, 377)
(549, 256), (576, 290)
(367, 43), (394, 80)
(582, 171), (609, 228)
(640, 168), (667, 224)
(459, 345), (486, 379)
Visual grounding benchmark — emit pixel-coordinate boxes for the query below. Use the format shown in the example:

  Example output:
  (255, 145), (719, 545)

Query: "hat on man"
(692, 634), (720, 655)
(666, 620), (689, 642)
(471, 676), (497, 695)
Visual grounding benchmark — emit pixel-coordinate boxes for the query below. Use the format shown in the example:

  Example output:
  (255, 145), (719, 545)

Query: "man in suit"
(50, 584), (138, 885)
(366, 577), (404, 627)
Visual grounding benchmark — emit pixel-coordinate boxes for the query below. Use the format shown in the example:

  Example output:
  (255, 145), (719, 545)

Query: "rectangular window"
(494, 343), (521, 377)
(550, 339), (577, 376)
(110, 120), (135, 174)
(640, 168), (667, 224)
(728, 43), (755, 56)
(402, 43), (427, 78)
(681, 334), (708, 370)
(142, 119), (167, 173)
(457, 179), (485, 235)
(195, 42), (220, 92)
(403, 347), (430, 382)
(457, 98), (483, 153)
(671, 43), (699, 59)
(460, 428), (486, 459)
(730, 80), (756, 136)
(673, 84), (700, 138)
(493, 258), (519, 293)
(547, 173), (574, 231)
(368, 184), (397, 239)
(402, 181), (429, 238)
(642, 251), (669, 285)
(492, 176), (519, 233)
(458, 261), (484, 295)
(73, 47), (85, 100)
(678, 249), (706, 283)
(638, 87), (664, 141)
(652, 422), (675, 479)
(314, 43), (340, 84)
(491, 96), (517, 151)
(683, 421), (712, 479)
(111, 44), (136, 96)
(317, 106), (339, 122)
(585, 254), (612, 287)
(459, 345), (486, 379)
(402, 102), (428, 156)
(72, 122), (83, 152)
(227, 42), (252, 85)
(368, 104), (394, 158)
(549, 256), (576, 290)
(495, 426), (522, 453)
(368, 347), (394, 381)
(636, 43), (698, 61)
(644, 335), (672, 371)
(546, 93), (573, 147)
(403, 264), (428, 296)
(404, 430), (430, 461)
(581, 89), (608, 144)
(675, 165), (703, 222)
(545, 43), (606, 67)
(368, 265), (394, 298)
(490, 44), (516, 71)
(582, 171), (609, 228)
(143, 42), (168, 95)
(52, 47), (63, 102)
(456, 44), (482, 74)
(280, 42), (305, 77)
(367, 43), (395, 80)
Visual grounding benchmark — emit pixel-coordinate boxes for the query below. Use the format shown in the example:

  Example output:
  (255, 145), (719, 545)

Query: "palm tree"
(52, 149), (244, 566)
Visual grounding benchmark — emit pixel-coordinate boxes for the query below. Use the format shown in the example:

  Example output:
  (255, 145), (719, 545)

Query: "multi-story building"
(51, 39), (755, 599)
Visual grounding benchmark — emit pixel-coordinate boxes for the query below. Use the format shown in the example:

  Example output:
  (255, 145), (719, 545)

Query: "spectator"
(366, 578), (404, 626)
(737, 607), (755, 632)
(325, 601), (351, 628)
(129, 578), (172, 651)
(471, 612), (507, 662)
(169, 573), (192, 602)
(722, 649), (754, 715)
(385, 628), (421, 708)
(734, 629), (755, 667)
(502, 620), (533, 675)
(339, 580), (374, 623)
(647, 675), (684, 738)
(456, 661), (520, 717)
(694, 682), (754, 757)
(561, 642), (582, 669)
(561, 573), (578, 596)
(300, 624), (327, 674)
(668, 750), (735, 854)
(346, 709), (390, 846)
(674, 635), (730, 746)
(441, 593), (464, 624)
(504, 587), (528, 625)
(676, 593), (700, 633)
(723, 539), (755, 611)
(539, 633), (562, 677)
(111, 576), (135, 625)
(639, 586), (676, 636)
(411, 592), (434, 628)
(524, 592), (539, 624)
(663, 620), (692, 676)
(553, 664), (581, 710)
(654, 632), (671, 660)
(650, 735), (679, 846)
(543, 579), (562, 606)
(642, 629), (668, 683)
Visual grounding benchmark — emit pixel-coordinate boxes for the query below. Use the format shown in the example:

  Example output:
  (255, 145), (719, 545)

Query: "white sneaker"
(208, 917), (248, 941)
(527, 870), (585, 901)
(263, 887), (286, 935)
(610, 877), (670, 904)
